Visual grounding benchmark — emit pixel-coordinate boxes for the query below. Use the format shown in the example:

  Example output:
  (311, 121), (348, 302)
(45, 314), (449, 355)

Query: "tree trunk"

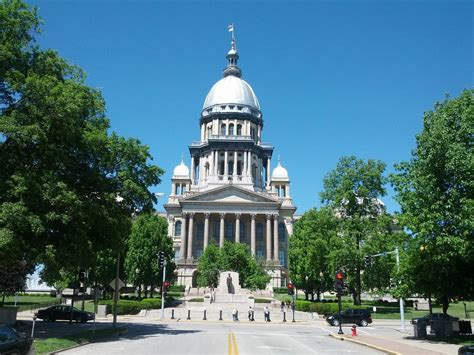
(316, 291), (321, 302)
(150, 285), (154, 298)
(304, 291), (308, 300)
(441, 295), (449, 314)
(428, 294), (433, 314)
(311, 292), (314, 301)
(144, 287), (148, 298)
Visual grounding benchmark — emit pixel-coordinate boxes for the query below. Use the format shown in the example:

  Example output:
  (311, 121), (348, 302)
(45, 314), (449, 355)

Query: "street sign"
(109, 278), (125, 291)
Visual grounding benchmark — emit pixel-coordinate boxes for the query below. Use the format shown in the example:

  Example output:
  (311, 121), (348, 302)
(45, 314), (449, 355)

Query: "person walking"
(248, 306), (253, 322)
(232, 307), (238, 321)
(264, 306), (271, 322)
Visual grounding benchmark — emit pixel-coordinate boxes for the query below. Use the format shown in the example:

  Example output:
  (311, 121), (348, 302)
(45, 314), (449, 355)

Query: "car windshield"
(0, 325), (19, 342)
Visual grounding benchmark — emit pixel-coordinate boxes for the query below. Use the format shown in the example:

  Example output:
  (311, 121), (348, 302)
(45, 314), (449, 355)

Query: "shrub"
(99, 298), (162, 315)
(254, 298), (271, 303)
(187, 298), (204, 302)
(169, 285), (185, 292)
(140, 298), (161, 309)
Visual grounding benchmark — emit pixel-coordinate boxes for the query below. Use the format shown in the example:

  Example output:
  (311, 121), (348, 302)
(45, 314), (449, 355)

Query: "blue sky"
(31, 0), (472, 214)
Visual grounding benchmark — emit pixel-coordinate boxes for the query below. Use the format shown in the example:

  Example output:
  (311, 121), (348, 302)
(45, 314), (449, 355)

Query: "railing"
(209, 135), (253, 140)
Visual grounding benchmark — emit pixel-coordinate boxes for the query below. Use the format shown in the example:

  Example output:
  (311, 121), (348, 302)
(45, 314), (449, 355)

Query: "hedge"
(254, 298), (272, 303)
(294, 300), (367, 316)
(99, 298), (161, 315)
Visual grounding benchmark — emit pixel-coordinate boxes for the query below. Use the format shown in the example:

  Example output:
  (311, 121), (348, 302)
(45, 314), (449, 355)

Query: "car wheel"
(75, 316), (83, 323)
(81, 317), (87, 323)
(332, 319), (340, 326)
(360, 319), (368, 327)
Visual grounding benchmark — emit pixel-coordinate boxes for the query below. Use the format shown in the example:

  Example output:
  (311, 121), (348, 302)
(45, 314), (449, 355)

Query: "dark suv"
(326, 309), (372, 327)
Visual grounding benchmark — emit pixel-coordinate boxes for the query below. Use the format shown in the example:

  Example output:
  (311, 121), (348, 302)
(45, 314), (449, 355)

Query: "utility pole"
(113, 249), (120, 327)
(369, 248), (405, 331)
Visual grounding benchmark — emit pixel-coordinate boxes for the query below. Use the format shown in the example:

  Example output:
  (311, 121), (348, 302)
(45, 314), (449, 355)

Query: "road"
(62, 322), (385, 355)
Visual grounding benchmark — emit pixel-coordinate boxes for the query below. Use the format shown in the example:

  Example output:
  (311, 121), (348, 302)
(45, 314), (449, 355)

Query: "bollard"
(171, 309), (175, 320)
(219, 310), (223, 321)
(236, 310), (239, 321)
(251, 310), (255, 322)
(187, 310), (191, 320)
(283, 311), (287, 322)
(31, 314), (37, 338)
(203, 310), (207, 321)
(351, 325), (357, 336)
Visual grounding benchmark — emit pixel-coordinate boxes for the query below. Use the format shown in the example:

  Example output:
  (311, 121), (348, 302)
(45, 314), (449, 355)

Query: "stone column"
(187, 213), (194, 259)
(273, 214), (279, 263)
(235, 213), (241, 243)
(250, 214), (256, 255)
(248, 152), (252, 175)
(233, 151), (237, 177)
(214, 150), (218, 175)
(210, 151), (214, 176)
(266, 214), (272, 261)
(190, 157), (195, 184)
(169, 217), (174, 238)
(204, 213), (210, 250)
(219, 213), (225, 248)
(244, 150), (248, 176)
(267, 158), (271, 187)
(180, 214), (187, 259)
(224, 151), (228, 176)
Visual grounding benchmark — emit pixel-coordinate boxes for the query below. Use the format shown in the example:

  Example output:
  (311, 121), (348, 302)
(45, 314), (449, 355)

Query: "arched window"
(175, 221), (182, 236)
(228, 161), (234, 176)
(175, 184), (181, 195)
(278, 222), (286, 242)
(250, 127), (255, 140)
(221, 124), (226, 136)
(237, 124), (242, 135)
(229, 123), (234, 135)
(207, 126), (212, 139)
(219, 161), (225, 175)
(281, 186), (286, 197)
(181, 184), (186, 194)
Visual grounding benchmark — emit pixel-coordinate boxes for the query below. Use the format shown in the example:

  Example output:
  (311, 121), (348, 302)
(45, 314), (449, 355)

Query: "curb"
(49, 328), (128, 354)
(328, 333), (402, 355)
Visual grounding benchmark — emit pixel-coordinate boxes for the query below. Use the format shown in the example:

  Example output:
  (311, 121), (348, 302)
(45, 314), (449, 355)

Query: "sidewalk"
(330, 331), (460, 355)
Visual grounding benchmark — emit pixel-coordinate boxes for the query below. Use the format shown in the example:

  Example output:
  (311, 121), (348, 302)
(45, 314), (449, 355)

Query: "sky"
(30, 0), (472, 214)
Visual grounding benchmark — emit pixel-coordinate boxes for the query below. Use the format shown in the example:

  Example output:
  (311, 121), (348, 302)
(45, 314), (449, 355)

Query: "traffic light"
(287, 282), (295, 296)
(163, 281), (170, 296)
(334, 270), (344, 291)
(364, 256), (372, 268)
(158, 251), (165, 268)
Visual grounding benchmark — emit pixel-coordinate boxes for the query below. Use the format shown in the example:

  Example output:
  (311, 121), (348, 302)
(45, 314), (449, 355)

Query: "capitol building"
(164, 34), (296, 288)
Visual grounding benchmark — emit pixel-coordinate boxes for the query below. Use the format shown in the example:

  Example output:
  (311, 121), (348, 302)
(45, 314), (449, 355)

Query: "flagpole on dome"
(228, 23), (236, 51)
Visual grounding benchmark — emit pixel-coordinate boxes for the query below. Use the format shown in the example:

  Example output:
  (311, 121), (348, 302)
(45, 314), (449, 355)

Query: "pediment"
(183, 185), (278, 204)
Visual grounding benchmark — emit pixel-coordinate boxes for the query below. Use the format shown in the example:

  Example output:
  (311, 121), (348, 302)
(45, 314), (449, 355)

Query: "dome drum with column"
(165, 29), (296, 288)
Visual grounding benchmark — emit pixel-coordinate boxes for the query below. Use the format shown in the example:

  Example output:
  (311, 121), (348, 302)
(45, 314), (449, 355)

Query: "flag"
(227, 24), (234, 32)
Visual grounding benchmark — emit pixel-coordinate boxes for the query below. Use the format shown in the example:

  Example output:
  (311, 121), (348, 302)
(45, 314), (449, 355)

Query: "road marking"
(228, 331), (239, 355)
(258, 345), (292, 350)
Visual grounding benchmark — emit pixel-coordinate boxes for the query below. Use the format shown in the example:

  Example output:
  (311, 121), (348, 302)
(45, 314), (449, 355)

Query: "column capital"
(273, 213), (279, 220)
(235, 213), (241, 219)
(220, 212), (226, 219)
(182, 212), (187, 218)
(250, 213), (256, 220)
(204, 212), (211, 218)
(168, 215), (175, 222)
(188, 212), (195, 218)
(266, 213), (273, 221)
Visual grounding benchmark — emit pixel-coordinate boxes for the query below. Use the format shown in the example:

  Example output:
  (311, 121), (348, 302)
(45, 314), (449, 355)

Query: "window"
(237, 124), (242, 135)
(240, 221), (246, 241)
(278, 223), (286, 242)
(197, 222), (204, 238)
(228, 161), (234, 176)
(229, 123), (234, 135)
(219, 161), (225, 175)
(250, 127), (255, 140)
(213, 221), (220, 238)
(237, 161), (242, 176)
(182, 184), (186, 193)
(175, 221), (182, 236)
(225, 221), (234, 240)
(256, 223), (264, 240)
(221, 124), (226, 136)
(256, 250), (264, 258)
(279, 250), (286, 267)
(174, 248), (180, 259)
(281, 186), (286, 197)
(175, 184), (181, 195)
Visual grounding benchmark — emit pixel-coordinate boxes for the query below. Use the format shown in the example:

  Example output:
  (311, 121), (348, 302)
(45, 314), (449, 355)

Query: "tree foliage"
(124, 213), (174, 297)
(391, 90), (474, 310)
(288, 207), (336, 300)
(320, 156), (389, 305)
(0, 0), (163, 283)
(196, 241), (270, 290)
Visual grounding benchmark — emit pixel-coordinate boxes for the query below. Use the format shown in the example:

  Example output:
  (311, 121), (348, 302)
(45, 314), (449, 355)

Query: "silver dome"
(202, 75), (260, 110)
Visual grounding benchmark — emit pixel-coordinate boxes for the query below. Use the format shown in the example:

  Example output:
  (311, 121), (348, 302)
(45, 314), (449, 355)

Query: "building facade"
(164, 35), (296, 288)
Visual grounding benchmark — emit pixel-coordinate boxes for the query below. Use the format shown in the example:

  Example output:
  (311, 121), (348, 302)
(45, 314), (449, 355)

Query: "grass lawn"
(34, 327), (126, 354)
(2, 295), (59, 312)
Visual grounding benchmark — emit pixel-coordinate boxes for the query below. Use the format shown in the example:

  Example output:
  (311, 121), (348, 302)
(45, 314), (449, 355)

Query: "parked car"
(0, 324), (33, 355)
(326, 308), (372, 327)
(37, 305), (94, 323)
(410, 313), (459, 325)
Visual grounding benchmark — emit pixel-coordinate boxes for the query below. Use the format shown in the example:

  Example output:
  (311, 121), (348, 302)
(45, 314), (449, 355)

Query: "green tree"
(124, 213), (173, 298)
(288, 207), (336, 300)
(0, 0), (163, 283)
(391, 90), (474, 313)
(196, 241), (270, 290)
(0, 260), (27, 305)
(320, 156), (387, 305)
